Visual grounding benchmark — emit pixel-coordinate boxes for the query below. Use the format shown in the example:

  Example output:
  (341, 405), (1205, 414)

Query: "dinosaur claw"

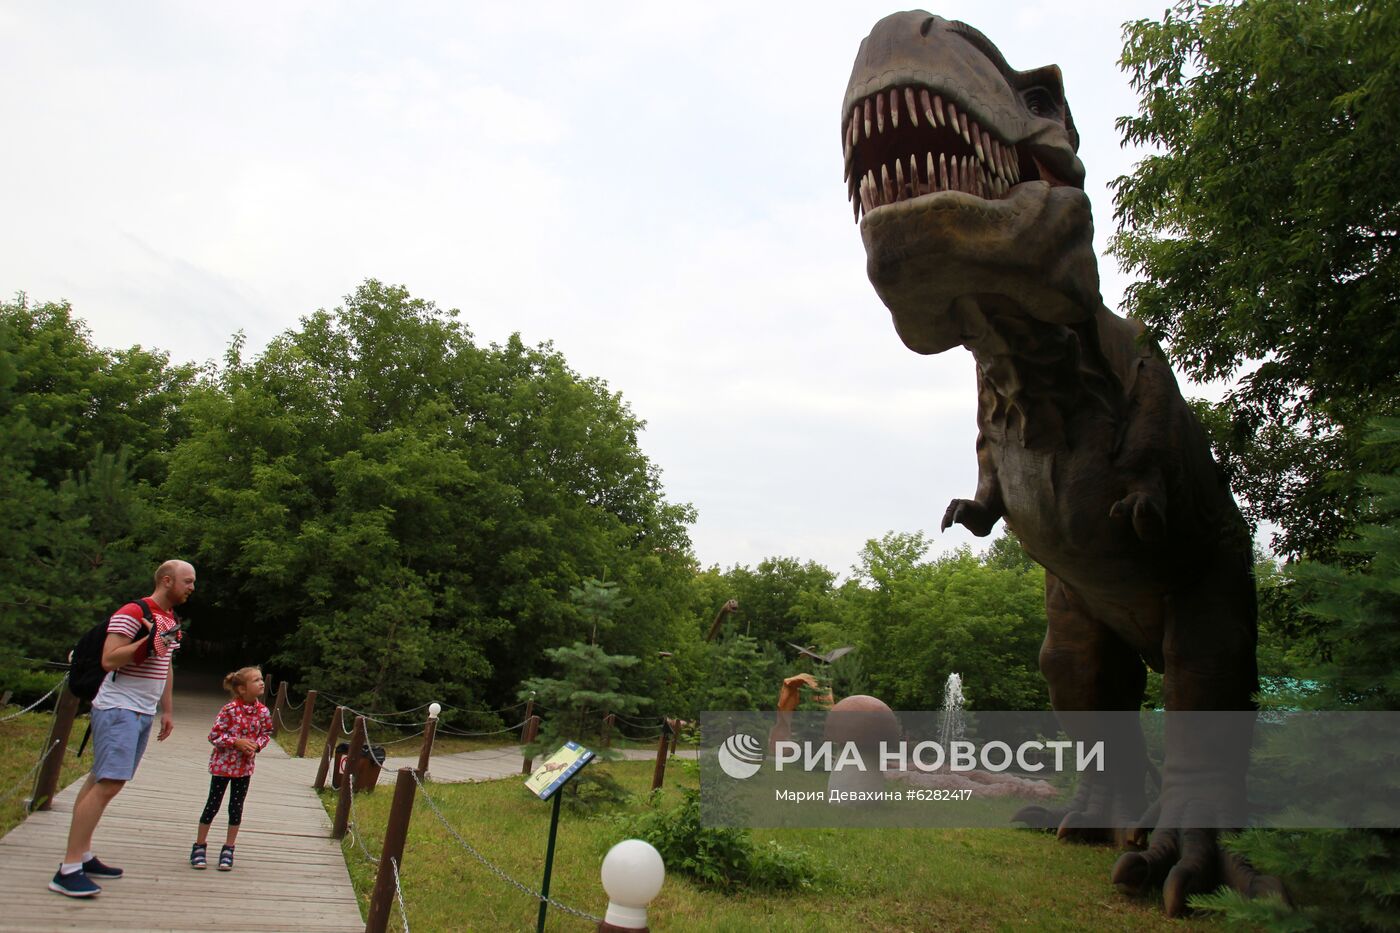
(1110, 851), (1150, 893)
(1011, 804), (1057, 829)
(1109, 491), (1165, 542)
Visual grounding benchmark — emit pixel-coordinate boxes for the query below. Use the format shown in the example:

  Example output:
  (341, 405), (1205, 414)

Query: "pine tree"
(1194, 420), (1400, 929)
(518, 641), (651, 812)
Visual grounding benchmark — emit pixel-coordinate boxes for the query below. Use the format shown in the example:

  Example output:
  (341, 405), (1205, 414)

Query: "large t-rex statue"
(842, 12), (1282, 915)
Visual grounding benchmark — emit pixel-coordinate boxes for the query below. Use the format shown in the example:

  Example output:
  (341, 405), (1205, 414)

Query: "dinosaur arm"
(942, 431), (1004, 536)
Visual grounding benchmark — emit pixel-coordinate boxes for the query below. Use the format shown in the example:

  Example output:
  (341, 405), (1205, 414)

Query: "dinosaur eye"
(1022, 87), (1058, 118)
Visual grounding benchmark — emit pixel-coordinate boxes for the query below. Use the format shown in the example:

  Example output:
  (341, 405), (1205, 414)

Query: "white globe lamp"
(599, 839), (665, 930)
(428, 702), (441, 720)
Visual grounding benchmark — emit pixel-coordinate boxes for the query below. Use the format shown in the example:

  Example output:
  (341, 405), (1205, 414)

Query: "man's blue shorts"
(90, 706), (154, 782)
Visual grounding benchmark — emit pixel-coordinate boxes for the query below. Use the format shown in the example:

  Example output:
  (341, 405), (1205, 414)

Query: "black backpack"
(68, 598), (156, 704)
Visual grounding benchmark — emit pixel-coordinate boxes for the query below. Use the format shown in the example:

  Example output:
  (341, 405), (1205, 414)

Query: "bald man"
(50, 560), (194, 898)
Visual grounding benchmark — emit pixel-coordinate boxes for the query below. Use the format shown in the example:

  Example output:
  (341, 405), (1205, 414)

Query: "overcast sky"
(2, 1), (1188, 576)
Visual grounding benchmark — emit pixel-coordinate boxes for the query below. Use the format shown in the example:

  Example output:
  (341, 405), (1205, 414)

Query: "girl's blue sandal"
(189, 843), (207, 869)
(218, 845), (235, 871)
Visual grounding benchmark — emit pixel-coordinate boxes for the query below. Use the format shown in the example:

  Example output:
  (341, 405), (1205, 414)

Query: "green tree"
(1193, 420), (1400, 929)
(1111, 0), (1400, 558)
(519, 640), (651, 811)
(0, 297), (190, 688)
(721, 557), (839, 645)
(163, 281), (694, 709)
(847, 533), (1049, 711)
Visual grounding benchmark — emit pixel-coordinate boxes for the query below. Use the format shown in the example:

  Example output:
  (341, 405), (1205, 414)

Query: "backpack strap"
(77, 599), (162, 758)
(112, 598), (158, 684)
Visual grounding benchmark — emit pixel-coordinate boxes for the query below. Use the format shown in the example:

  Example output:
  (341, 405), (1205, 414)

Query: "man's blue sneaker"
(82, 856), (122, 879)
(48, 868), (101, 897)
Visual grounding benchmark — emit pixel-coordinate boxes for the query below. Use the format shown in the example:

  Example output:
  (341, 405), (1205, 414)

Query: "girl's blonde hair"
(223, 666), (262, 698)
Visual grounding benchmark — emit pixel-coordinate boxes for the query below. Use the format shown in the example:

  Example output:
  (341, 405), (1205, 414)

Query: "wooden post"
(521, 696), (534, 742)
(28, 683), (80, 812)
(601, 713), (614, 749)
(669, 718), (680, 756)
(650, 720), (672, 792)
(364, 767), (419, 933)
(332, 715), (366, 838)
(416, 703), (441, 779)
(520, 714), (540, 775)
(270, 681), (289, 738)
(314, 705), (345, 791)
(295, 689), (318, 758)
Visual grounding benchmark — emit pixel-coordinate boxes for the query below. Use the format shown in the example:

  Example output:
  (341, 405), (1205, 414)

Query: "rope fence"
(0, 674), (68, 723)
(410, 769), (602, 925)
(343, 773), (381, 866)
(0, 739), (60, 807)
(432, 718), (529, 738)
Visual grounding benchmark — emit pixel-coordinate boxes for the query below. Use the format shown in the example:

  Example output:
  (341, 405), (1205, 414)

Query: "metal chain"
(320, 696), (435, 720)
(0, 675), (68, 722)
(433, 718), (529, 737)
(410, 771), (601, 924)
(0, 739), (60, 805)
(274, 706), (296, 734)
(377, 729), (427, 748)
(390, 856), (410, 933)
(344, 773), (380, 865)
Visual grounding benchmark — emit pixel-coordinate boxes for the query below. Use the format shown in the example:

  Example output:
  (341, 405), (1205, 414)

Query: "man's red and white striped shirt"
(91, 599), (178, 715)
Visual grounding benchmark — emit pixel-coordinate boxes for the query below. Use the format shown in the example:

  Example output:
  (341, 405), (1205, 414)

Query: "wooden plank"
(0, 684), (364, 933)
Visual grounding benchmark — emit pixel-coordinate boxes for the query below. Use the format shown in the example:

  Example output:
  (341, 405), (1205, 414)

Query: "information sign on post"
(525, 741), (594, 932)
(526, 740), (594, 800)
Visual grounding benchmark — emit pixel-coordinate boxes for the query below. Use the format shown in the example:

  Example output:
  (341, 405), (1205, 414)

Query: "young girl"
(190, 666), (273, 871)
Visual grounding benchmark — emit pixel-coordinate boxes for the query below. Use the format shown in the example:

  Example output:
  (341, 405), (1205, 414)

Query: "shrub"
(617, 788), (824, 890)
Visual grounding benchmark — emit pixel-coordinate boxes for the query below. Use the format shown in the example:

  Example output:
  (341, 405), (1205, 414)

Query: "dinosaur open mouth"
(844, 86), (1061, 222)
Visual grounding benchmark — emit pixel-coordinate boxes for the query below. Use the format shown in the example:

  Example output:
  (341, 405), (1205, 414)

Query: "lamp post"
(417, 702), (441, 777)
(597, 839), (665, 932)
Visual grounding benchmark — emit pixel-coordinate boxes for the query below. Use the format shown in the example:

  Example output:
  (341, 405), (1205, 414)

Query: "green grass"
(320, 760), (1226, 932)
(0, 710), (91, 837)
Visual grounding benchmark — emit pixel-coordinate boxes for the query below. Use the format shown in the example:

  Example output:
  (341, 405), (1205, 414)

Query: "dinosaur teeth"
(845, 87), (1024, 202)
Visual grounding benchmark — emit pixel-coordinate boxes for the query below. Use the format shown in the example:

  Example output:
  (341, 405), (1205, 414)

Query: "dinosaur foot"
(1111, 825), (1289, 918)
(1012, 804), (1132, 845)
(1014, 776), (1145, 845)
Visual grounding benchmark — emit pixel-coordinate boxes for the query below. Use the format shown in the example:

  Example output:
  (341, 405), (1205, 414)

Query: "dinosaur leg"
(1013, 573), (1149, 844)
(1109, 564), (1286, 916)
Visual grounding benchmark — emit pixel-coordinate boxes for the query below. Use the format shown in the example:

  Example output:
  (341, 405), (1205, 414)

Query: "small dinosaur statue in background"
(842, 12), (1283, 915)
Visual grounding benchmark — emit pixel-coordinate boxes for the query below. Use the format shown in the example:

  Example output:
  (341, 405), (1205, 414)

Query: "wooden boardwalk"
(378, 742), (697, 785)
(0, 685), (363, 933)
(0, 683), (700, 932)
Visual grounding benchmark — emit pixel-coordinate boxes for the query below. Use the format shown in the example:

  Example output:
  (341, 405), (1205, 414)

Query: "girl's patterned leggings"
(199, 775), (251, 826)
